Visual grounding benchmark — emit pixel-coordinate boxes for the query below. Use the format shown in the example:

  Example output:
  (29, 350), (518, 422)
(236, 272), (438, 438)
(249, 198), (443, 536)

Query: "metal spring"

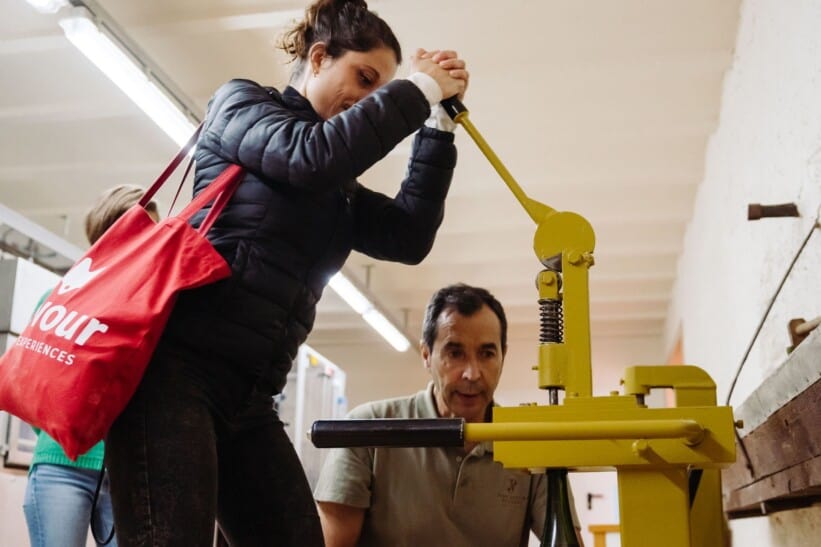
(539, 298), (564, 343)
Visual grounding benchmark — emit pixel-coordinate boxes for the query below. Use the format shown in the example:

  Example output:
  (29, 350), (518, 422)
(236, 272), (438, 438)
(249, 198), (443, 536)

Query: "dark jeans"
(105, 341), (324, 547)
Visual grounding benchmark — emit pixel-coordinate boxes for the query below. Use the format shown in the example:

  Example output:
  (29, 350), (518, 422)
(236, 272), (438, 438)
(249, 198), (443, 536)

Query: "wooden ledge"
(723, 329), (821, 518)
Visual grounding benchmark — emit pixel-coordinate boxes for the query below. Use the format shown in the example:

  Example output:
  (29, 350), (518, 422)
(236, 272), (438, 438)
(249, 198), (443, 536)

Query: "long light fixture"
(26, 0), (68, 13)
(24, 0), (69, 14)
(58, 6), (196, 146)
(328, 273), (411, 352)
(48, 3), (409, 352)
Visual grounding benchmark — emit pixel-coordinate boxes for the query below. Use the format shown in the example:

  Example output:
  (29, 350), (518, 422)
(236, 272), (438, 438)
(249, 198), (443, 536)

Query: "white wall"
(0, 469), (29, 546)
(666, 0), (821, 544)
(666, 0), (821, 405)
(728, 504), (821, 547)
(495, 333), (666, 403)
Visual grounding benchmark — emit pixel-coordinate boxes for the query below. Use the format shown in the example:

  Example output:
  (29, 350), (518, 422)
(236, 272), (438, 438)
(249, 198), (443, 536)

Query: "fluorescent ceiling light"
(25, 0), (69, 14)
(362, 309), (411, 352)
(328, 273), (372, 314)
(59, 7), (196, 146)
(328, 272), (411, 352)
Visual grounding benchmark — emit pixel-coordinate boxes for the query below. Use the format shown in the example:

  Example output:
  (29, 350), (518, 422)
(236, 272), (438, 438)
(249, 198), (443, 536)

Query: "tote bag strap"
(177, 164), (245, 235)
(135, 122), (244, 234)
(165, 152), (197, 217)
(139, 123), (204, 208)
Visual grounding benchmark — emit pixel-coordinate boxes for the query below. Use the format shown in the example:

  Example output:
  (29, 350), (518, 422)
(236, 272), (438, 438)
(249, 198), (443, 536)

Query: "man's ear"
(308, 42), (328, 75)
(420, 342), (431, 370)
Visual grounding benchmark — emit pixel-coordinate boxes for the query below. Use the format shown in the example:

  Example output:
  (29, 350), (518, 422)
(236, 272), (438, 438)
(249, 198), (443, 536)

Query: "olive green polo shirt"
(314, 383), (578, 547)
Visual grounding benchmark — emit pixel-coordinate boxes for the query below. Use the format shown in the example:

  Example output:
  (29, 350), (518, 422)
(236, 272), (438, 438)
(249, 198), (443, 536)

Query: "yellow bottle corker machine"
(313, 98), (738, 547)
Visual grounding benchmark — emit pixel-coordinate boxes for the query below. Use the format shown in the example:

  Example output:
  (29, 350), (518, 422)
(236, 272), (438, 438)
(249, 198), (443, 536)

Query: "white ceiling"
(0, 0), (741, 395)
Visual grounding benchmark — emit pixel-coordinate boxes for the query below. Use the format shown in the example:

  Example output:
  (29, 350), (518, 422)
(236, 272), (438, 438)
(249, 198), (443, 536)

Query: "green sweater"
(31, 432), (104, 472)
(28, 289), (105, 473)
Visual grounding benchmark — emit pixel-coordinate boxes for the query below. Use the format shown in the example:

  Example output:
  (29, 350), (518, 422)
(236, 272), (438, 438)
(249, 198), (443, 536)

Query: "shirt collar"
(420, 381), (496, 454)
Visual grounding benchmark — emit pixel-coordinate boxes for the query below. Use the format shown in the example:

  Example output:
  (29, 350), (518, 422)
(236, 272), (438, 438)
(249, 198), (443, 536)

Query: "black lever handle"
(440, 96), (468, 121)
(310, 418), (465, 448)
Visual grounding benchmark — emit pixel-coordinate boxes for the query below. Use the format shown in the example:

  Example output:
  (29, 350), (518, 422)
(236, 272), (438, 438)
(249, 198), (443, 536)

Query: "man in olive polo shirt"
(314, 284), (583, 547)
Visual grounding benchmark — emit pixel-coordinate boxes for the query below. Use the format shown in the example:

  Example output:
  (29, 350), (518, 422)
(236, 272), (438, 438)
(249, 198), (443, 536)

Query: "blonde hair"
(84, 185), (158, 245)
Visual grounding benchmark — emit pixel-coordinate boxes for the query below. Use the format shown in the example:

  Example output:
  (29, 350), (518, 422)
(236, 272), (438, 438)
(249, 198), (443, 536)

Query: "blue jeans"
(23, 463), (117, 547)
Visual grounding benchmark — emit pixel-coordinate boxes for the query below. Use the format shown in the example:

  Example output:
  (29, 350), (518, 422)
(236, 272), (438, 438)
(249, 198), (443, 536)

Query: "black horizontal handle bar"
(310, 418), (465, 448)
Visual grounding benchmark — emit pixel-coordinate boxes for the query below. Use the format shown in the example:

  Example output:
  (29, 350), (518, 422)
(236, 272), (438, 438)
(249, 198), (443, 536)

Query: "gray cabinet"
(0, 259), (62, 468)
(277, 345), (347, 488)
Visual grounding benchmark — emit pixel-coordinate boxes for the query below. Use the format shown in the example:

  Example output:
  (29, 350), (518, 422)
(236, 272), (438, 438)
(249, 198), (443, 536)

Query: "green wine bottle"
(542, 468), (580, 547)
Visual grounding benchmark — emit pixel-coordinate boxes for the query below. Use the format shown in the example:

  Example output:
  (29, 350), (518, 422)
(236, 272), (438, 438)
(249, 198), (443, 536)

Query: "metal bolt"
(632, 439), (650, 457)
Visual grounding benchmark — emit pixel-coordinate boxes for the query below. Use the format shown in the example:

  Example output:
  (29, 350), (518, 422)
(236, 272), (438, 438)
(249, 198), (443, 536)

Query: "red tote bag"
(0, 135), (244, 460)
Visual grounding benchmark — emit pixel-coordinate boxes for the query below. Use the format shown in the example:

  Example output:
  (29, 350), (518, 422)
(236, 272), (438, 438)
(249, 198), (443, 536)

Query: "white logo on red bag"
(29, 301), (109, 347)
(58, 258), (105, 295)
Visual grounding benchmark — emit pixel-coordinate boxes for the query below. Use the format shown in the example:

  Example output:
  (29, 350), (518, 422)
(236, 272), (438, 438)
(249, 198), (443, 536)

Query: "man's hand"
(317, 501), (366, 547)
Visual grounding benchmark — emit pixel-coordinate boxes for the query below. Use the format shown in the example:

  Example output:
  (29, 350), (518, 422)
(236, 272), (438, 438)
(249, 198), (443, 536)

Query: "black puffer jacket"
(164, 78), (456, 392)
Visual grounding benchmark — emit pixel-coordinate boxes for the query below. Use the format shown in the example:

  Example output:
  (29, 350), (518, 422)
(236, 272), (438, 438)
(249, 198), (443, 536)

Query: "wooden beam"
(725, 456), (821, 518)
(723, 377), (821, 518)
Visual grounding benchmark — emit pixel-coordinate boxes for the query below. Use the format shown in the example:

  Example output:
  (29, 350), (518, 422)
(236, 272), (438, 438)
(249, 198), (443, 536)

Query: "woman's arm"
(198, 79), (430, 192)
(351, 126), (456, 264)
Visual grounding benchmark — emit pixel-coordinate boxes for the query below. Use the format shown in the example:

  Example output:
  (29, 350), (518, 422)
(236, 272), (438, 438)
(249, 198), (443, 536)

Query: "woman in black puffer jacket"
(104, 0), (469, 545)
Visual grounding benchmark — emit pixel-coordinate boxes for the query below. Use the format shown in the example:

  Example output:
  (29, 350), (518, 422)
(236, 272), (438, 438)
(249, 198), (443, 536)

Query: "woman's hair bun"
(277, 0), (400, 79)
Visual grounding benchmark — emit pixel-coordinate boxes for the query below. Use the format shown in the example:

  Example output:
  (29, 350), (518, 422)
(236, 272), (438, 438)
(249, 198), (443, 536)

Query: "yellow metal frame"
(589, 524), (620, 547)
(452, 109), (735, 547)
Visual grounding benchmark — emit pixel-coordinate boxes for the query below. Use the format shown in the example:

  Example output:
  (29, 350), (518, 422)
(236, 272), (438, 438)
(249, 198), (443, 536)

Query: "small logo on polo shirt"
(498, 474), (527, 505)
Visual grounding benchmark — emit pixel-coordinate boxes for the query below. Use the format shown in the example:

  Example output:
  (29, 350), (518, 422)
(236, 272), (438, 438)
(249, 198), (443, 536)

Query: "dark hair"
(278, 0), (402, 79)
(421, 284), (508, 353)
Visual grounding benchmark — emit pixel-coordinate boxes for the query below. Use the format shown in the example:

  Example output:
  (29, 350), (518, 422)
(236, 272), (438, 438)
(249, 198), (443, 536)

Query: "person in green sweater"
(23, 185), (158, 547)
